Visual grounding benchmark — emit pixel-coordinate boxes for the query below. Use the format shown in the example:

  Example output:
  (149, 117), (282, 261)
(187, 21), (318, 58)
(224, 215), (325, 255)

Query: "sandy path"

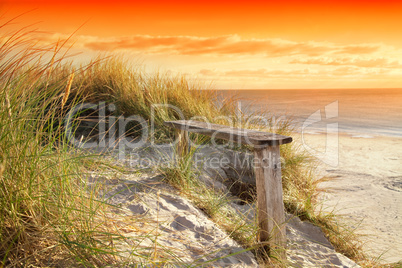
(295, 133), (402, 264)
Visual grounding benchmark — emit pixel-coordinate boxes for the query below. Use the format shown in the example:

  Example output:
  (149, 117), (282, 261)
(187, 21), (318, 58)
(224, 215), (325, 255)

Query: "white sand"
(85, 142), (361, 267)
(297, 133), (402, 264)
(88, 169), (360, 267)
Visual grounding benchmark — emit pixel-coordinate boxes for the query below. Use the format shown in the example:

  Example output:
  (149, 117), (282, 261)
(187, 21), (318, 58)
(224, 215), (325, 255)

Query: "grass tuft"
(0, 19), (118, 267)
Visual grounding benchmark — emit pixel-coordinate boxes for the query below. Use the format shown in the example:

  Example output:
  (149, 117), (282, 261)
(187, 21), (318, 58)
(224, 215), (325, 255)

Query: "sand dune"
(82, 130), (401, 265)
(85, 141), (362, 267)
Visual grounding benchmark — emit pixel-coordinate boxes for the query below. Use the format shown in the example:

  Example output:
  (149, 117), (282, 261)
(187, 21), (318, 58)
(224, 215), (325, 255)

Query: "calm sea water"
(216, 89), (402, 137)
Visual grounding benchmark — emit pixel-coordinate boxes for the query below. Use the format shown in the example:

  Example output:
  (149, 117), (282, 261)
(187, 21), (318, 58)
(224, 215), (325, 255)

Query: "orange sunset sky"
(1, 0), (402, 89)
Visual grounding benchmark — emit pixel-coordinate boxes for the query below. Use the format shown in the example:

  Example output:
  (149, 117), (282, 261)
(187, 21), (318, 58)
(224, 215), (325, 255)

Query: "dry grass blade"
(61, 70), (74, 109)
(4, 91), (11, 118)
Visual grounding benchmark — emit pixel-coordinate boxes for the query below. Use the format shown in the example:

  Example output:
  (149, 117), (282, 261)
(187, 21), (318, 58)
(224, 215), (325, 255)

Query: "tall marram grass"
(0, 20), (119, 267)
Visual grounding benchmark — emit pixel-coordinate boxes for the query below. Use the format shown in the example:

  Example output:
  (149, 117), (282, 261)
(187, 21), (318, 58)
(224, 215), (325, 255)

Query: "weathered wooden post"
(174, 128), (189, 160)
(254, 145), (286, 259)
(164, 120), (292, 259)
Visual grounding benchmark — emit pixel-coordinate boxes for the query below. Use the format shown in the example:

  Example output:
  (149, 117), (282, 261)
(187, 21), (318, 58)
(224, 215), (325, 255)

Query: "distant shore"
(294, 133), (402, 263)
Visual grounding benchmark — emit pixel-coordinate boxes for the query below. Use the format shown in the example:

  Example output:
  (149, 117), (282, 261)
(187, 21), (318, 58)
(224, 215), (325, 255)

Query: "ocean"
(217, 88), (402, 137)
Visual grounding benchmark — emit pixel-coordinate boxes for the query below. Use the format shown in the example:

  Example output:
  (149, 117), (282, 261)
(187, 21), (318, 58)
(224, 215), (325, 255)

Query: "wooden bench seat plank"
(164, 120), (292, 146)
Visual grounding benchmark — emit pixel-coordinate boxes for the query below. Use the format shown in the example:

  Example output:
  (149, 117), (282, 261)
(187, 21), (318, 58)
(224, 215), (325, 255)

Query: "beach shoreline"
(294, 132), (402, 264)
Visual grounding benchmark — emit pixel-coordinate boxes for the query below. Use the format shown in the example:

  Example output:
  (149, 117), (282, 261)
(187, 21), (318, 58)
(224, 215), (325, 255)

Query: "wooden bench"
(164, 120), (292, 258)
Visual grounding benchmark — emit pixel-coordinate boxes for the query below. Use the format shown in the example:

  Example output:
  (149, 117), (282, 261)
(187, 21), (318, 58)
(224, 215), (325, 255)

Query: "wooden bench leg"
(174, 129), (189, 160)
(253, 145), (286, 259)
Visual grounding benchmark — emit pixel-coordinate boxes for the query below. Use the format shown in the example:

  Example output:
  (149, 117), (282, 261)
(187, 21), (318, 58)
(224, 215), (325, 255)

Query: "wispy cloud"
(290, 57), (402, 68)
(223, 68), (312, 77)
(198, 68), (316, 78)
(334, 45), (380, 55)
(199, 67), (394, 78)
(82, 35), (382, 57)
(28, 33), (392, 63)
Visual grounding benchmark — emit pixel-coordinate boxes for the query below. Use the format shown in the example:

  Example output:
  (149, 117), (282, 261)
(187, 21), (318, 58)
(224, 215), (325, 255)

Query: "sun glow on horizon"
(2, 0), (402, 89)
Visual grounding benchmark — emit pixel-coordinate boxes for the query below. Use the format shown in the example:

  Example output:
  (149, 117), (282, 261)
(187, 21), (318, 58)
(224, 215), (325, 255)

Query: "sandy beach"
(296, 133), (402, 264)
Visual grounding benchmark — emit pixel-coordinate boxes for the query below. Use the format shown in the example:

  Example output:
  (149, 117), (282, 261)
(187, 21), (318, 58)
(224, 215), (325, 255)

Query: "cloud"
(290, 57), (402, 68)
(199, 68), (316, 78)
(334, 45), (380, 54)
(330, 66), (361, 76)
(83, 35), (351, 57)
(223, 68), (312, 77)
(199, 66), (393, 79)
(19, 33), (391, 63)
(199, 69), (216, 76)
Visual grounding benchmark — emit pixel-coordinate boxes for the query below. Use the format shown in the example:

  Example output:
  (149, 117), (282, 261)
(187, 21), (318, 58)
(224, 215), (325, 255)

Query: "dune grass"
(0, 20), (124, 267)
(0, 18), (386, 267)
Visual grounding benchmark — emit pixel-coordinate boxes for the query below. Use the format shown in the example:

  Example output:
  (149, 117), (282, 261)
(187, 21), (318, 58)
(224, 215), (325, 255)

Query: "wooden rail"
(164, 120), (292, 258)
